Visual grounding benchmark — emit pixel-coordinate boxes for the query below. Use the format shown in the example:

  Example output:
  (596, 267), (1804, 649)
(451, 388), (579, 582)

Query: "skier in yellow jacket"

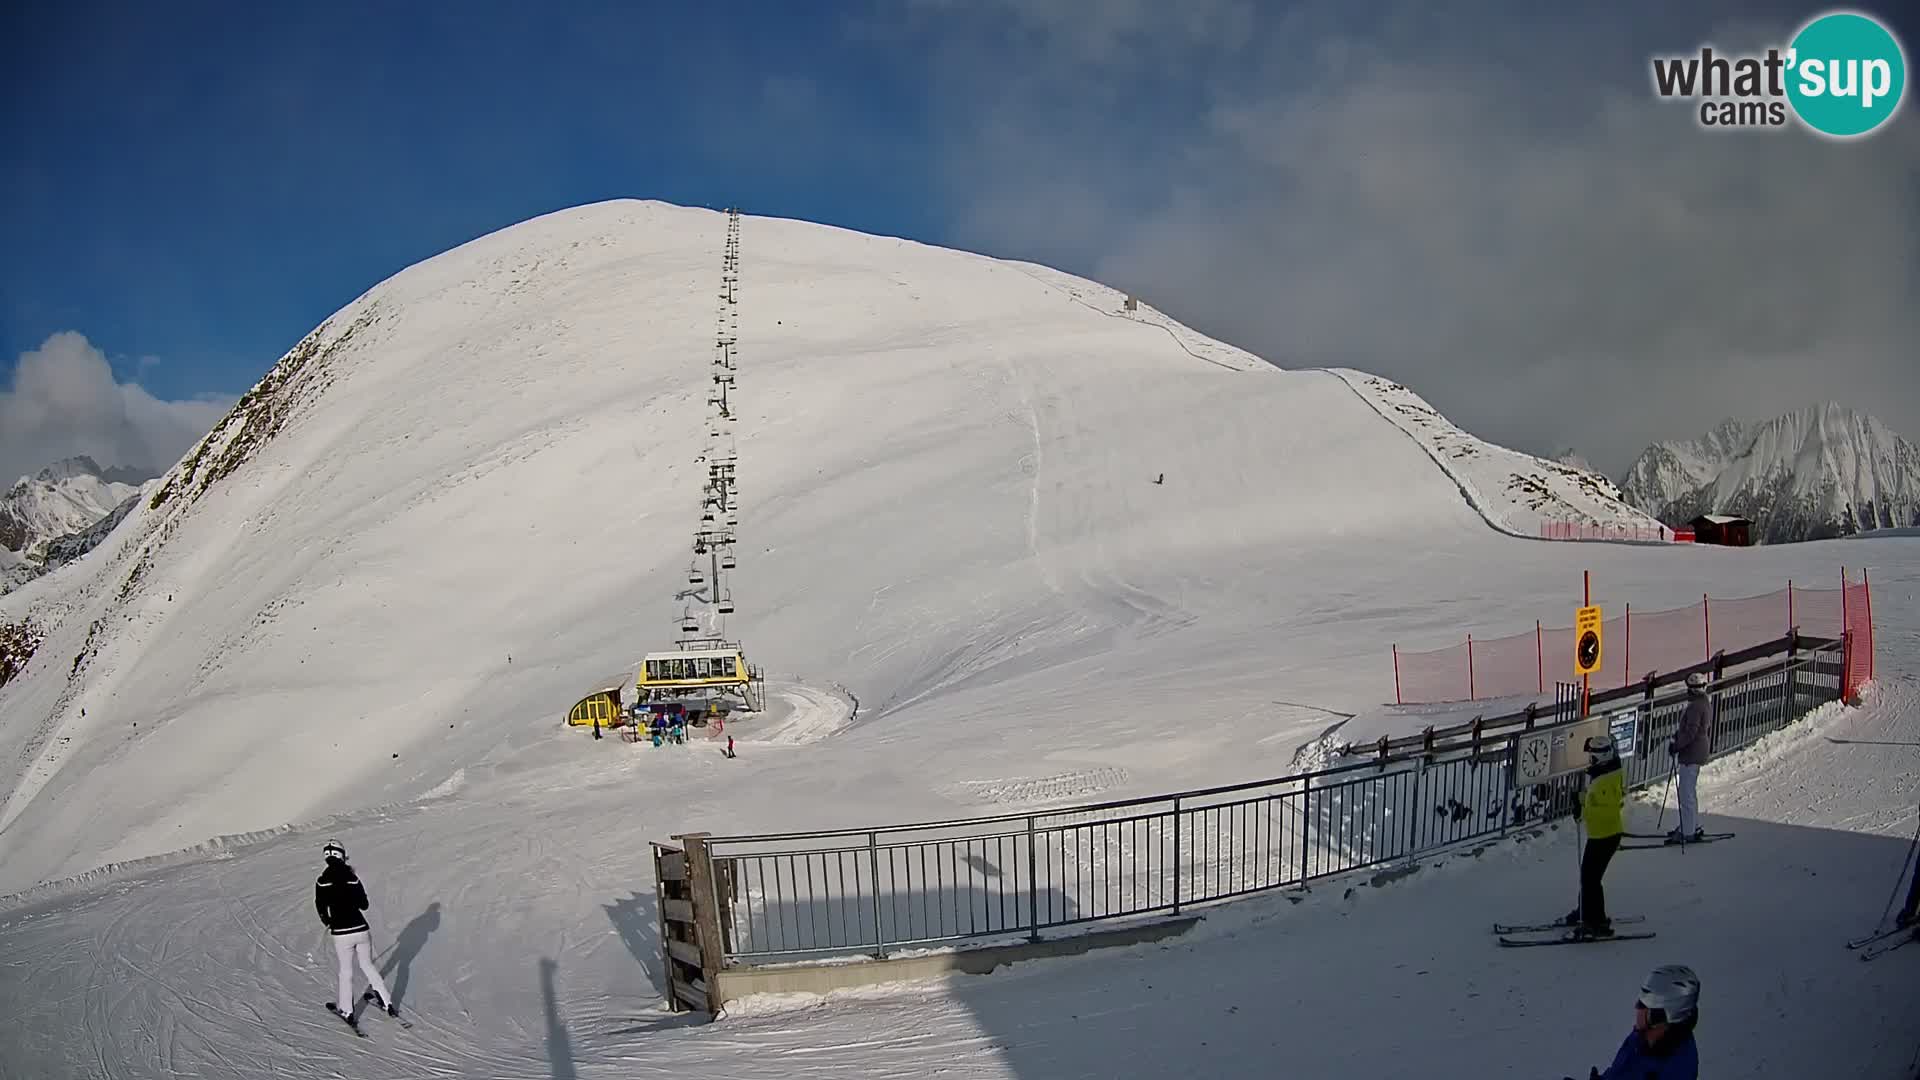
(1567, 733), (1626, 939)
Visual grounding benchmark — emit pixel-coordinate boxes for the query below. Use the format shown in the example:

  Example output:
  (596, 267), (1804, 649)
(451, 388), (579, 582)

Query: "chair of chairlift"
(721, 553), (737, 570)
(718, 596), (735, 615)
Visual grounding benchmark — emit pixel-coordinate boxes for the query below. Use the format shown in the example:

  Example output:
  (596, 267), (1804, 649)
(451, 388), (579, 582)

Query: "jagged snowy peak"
(1622, 403), (1920, 543)
(25, 455), (152, 488)
(0, 456), (151, 567)
(1619, 417), (1750, 512)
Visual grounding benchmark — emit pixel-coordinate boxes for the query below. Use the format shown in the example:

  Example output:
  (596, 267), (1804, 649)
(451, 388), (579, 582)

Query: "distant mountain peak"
(1620, 404), (1920, 542)
(21, 455), (156, 489)
(1, 455), (151, 592)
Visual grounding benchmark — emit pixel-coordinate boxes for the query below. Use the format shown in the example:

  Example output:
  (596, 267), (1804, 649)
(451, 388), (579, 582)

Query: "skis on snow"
(1492, 914), (1646, 935)
(323, 1002), (368, 1038)
(1493, 914), (1655, 947)
(1847, 924), (1918, 960)
(1619, 832), (1734, 850)
(362, 989), (414, 1029)
(1498, 929), (1658, 947)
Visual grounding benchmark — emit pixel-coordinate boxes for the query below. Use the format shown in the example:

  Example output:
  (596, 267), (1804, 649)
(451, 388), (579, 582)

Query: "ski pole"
(1655, 764), (1675, 833)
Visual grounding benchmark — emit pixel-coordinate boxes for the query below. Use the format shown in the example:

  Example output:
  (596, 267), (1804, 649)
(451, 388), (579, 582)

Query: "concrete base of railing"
(711, 916), (1203, 1008)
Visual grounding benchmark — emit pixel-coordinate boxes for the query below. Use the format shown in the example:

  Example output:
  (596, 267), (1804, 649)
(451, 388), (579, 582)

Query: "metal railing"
(698, 637), (1845, 965)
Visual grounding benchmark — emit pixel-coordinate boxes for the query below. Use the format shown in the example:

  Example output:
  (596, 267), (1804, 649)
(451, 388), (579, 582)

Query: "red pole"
(1863, 568), (1874, 680)
(1393, 645), (1402, 705)
(1702, 593), (1712, 660)
(1787, 579), (1795, 633)
(1536, 620), (1543, 694)
(1467, 634), (1476, 700)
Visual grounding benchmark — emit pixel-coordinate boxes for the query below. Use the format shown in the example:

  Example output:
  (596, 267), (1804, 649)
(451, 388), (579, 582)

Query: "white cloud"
(0, 332), (233, 485)
(874, 3), (1920, 475)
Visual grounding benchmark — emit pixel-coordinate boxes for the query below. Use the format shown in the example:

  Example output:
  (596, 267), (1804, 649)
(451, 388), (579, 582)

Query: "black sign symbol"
(1577, 630), (1600, 671)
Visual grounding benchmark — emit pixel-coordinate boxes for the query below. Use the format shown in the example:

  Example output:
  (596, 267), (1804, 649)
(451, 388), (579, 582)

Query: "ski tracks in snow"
(751, 684), (857, 746)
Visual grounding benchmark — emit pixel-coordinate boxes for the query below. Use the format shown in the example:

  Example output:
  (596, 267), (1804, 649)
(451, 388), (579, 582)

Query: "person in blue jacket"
(1568, 963), (1700, 1079)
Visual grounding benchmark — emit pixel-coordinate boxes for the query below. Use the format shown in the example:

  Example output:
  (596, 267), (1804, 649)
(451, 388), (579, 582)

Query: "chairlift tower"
(665, 206), (751, 665)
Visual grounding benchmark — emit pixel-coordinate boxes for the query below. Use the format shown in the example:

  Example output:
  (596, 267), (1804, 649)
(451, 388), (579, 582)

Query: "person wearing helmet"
(1667, 673), (1714, 844)
(1567, 733), (1626, 938)
(1567, 963), (1701, 1079)
(315, 841), (396, 1028)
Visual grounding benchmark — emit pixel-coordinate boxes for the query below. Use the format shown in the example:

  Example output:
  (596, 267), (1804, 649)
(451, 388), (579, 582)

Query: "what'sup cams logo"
(1651, 9), (1906, 138)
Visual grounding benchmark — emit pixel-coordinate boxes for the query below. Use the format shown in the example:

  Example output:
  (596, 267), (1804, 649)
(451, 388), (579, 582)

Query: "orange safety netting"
(1537, 522), (1675, 542)
(1393, 573), (1872, 705)
(1843, 569), (1875, 700)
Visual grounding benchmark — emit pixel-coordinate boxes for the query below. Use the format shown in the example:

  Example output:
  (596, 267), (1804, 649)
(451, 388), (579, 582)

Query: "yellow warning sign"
(1574, 605), (1604, 676)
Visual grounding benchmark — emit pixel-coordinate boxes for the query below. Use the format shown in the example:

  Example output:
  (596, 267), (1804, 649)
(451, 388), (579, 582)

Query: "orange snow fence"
(1843, 568), (1875, 701)
(1537, 522), (1675, 542)
(1393, 570), (1874, 705)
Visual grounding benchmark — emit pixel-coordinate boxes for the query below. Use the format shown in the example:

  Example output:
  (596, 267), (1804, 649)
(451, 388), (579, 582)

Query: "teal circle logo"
(1786, 11), (1906, 138)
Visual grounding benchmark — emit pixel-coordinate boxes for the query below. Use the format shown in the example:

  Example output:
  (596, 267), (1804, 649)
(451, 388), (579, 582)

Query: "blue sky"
(3, 1), (1915, 481)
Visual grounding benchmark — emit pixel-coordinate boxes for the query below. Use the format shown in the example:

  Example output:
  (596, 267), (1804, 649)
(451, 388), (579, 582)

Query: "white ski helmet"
(1637, 963), (1701, 1025)
(1583, 732), (1617, 763)
(1685, 671), (1708, 692)
(322, 840), (347, 862)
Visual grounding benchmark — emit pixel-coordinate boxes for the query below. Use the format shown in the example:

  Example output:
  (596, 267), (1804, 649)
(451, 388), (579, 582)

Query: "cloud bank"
(0, 332), (233, 486)
(878, 2), (1920, 475)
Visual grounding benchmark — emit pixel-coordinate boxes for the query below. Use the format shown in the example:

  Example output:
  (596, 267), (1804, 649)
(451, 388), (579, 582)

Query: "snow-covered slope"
(0, 557), (1912, 1078)
(0, 198), (1536, 895)
(1623, 404), (1920, 543)
(1331, 372), (1670, 538)
(0, 198), (1915, 1078)
(0, 456), (150, 593)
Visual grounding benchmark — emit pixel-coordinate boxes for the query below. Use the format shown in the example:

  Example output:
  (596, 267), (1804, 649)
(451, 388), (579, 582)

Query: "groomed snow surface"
(0, 201), (1916, 1076)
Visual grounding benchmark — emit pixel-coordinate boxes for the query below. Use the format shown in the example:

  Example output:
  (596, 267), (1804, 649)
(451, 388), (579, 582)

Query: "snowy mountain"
(1621, 404), (1920, 543)
(0, 456), (152, 594)
(0, 200), (1915, 1078)
(1333, 373), (1666, 537)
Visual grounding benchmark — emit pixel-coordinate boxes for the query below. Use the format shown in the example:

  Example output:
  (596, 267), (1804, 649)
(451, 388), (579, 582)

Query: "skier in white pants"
(1667, 673), (1714, 843)
(315, 841), (396, 1028)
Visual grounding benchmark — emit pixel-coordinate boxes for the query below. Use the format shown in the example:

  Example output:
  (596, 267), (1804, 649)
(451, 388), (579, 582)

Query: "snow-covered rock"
(1330, 372), (1669, 538)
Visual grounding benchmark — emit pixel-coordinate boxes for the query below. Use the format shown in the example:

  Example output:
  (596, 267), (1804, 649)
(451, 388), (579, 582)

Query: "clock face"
(1519, 736), (1550, 781)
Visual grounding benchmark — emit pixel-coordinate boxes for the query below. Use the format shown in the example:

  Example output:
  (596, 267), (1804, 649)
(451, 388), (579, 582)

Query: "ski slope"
(0, 200), (1916, 1076)
(0, 571), (1913, 1077)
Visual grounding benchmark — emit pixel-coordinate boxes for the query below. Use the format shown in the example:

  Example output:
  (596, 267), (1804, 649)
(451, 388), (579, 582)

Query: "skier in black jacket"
(316, 841), (396, 1026)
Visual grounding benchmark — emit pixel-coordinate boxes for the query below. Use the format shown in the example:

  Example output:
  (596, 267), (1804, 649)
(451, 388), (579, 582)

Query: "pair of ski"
(1619, 830), (1735, 851)
(1494, 914), (1655, 948)
(1846, 923), (1918, 961)
(323, 991), (413, 1038)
